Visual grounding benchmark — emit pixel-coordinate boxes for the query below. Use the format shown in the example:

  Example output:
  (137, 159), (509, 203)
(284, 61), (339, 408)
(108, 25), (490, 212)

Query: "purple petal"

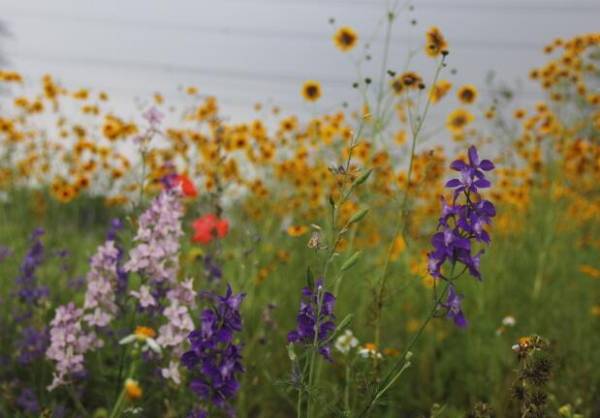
(445, 179), (462, 188)
(468, 146), (479, 166)
(479, 159), (495, 171)
(474, 178), (491, 188)
(450, 160), (467, 171)
(453, 311), (468, 328)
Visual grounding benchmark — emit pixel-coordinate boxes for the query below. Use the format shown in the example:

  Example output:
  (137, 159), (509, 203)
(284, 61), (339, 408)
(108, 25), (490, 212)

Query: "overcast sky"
(1, 0), (599, 122)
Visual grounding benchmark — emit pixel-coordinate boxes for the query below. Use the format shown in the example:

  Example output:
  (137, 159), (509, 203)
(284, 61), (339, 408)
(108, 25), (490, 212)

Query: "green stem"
(372, 55), (446, 351)
(373, 1), (400, 140)
(344, 363), (351, 416)
(360, 263), (455, 417)
(138, 148), (147, 209)
(297, 388), (303, 418)
(109, 357), (138, 418)
(67, 384), (89, 417)
(305, 286), (324, 418)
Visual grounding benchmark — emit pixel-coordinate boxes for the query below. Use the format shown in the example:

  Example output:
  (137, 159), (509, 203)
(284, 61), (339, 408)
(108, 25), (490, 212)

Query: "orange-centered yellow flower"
(333, 26), (359, 52)
(134, 326), (156, 341)
(301, 80), (322, 102)
(125, 379), (142, 400)
(446, 108), (475, 134)
(425, 26), (448, 58)
(287, 225), (309, 237)
(456, 84), (478, 104)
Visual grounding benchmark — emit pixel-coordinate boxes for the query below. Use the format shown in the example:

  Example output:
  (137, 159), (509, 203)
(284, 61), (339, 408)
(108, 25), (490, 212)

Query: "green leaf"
(306, 267), (315, 289)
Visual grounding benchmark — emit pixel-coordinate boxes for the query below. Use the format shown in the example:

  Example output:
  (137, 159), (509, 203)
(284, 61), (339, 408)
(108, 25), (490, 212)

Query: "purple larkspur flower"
(181, 285), (245, 414)
(442, 286), (468, 328)
(17, 326), (49, 365)
(204, 255), (223, 282)
(16, 387), (40, 414)
(15, 228), (48, 305)
(428, 146), (496, 282)
(445, 145), (495, 196)
(288, 279), (336, 360)
(427, 146), (496, 327)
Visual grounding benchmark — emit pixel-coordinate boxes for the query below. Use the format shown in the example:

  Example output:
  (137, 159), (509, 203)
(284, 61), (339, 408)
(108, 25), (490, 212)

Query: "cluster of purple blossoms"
(125, 188), (183, 309)
(46, 303), (100, 390)
(16, 387), (40, 415)
(181, 285), (245, 416)
(427, 146), (496, 327)
(17, 326), (49, 365)
(14, 228), (50, 365)
(288, 279), (336, 360)
(15, 228), (48, 305)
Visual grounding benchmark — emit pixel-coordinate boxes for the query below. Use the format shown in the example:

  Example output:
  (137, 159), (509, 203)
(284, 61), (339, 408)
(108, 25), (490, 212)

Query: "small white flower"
(502, 316), (516, 327)
(334, 330), (359, 354)
(358, 343), (382, 359)
(119, 327), (162, 354)
(161, 361), (182, 385)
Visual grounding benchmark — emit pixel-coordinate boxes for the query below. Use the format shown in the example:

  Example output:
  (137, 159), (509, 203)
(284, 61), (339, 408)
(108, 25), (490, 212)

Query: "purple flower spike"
(17, 388), (40, 414)
(15, 228), (48, 305)
(428, 145), (496, 327)
(288, 279), (336, 361)
(181, 284), (245, 415)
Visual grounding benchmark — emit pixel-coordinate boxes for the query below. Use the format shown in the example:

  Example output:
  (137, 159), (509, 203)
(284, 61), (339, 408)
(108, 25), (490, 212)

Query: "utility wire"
(222, 0), (600, 12)
(11, 50), (547, 100)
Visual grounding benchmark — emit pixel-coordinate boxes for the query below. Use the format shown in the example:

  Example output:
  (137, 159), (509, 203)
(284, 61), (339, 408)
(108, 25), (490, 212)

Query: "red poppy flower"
(192, 214), (229, 244)
(175, 174), (198, 198)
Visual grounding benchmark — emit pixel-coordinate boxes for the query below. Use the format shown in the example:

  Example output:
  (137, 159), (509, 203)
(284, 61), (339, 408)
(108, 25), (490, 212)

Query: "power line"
(8, 68), (332, 112)
(10, 50), (546, 100)
(3, 10), (556, 51)
(223, 0), (600, 12)
(11, 50), (352, 87)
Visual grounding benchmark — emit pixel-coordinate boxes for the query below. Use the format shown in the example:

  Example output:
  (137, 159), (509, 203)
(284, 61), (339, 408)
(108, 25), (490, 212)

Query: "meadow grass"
(1, 180), (598, 417)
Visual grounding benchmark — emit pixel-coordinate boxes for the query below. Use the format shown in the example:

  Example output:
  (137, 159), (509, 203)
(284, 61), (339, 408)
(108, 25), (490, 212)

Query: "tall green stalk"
(372, 55), (447, 352)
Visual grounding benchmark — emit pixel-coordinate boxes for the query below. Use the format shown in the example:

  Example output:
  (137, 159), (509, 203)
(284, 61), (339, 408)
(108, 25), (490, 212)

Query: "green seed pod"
(340, 251), (361, 272)
(353, 169), (372, 187)
(348, 208), (369, 225)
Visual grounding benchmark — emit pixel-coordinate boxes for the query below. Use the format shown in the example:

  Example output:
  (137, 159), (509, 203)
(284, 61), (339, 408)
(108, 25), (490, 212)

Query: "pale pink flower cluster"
(158, 278), (196, 385)
(124, 189), (183, 290)
(82, 240), (120, 328)
(122, 188), (194, 384)
(130, 284), (156, 308)
(46, 303), (100, 390)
